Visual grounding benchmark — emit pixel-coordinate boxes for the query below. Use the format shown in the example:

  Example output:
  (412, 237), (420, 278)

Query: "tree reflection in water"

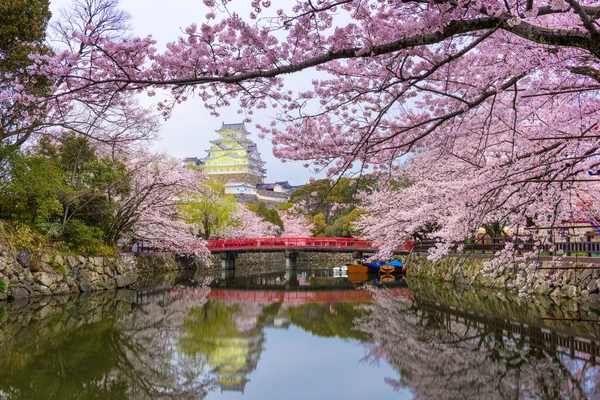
(356, 287), (600, 399)
(0, 289), (215, 400)
(1, 284), (600, 399)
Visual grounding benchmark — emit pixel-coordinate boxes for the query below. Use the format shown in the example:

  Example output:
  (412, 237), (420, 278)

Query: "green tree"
(56, 134), (129, 232)
(0, 134), (131, 252)
(247, 201), (284, 231)
(325, 208), (366, 237)
(285, 178), (375, 237)
(287, 303), (370, 341)
(180, 182), (238, 239)
(0, 143), (64, 225)
(178, 302), (244, 357)
(312, 213), (327, 237)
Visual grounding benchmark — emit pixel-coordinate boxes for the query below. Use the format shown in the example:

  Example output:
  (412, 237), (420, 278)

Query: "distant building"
(256, 181), (303, 194)
(182, 156), (204, 167)
(223, 180), (303, 205)
(184, 123), (302, 205)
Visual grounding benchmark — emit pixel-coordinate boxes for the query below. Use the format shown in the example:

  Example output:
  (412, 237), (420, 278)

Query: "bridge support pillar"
(220, 252), (237, 270)
(285, 251), (298, 269)
(352, 251), (364, 264)
(284, 268), (299, 288)
(220, 268), (235, 282)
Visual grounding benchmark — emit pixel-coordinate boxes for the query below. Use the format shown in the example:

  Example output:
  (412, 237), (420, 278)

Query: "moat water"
(1, 266), (600, 399)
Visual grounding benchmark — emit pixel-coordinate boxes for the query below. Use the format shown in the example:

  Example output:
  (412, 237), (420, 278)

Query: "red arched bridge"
(205, 237), (414, 269)
(206, 237), (414, 253)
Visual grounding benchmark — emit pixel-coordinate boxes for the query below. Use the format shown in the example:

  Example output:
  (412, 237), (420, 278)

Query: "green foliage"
(0, 1), (50, 56)
(49, 257), (66, 274)
(312, 213), (327, 236)
(178, 301), (246, 357)
(0, 277), (6, 293)
(247, 201), (284, 231)
(180, 182), (238, 239)
(0, 133), (130, 254)
(0, 316), (130, 399)
(0, 145), (65, 225)
(257, 302), (282, 325)
(0, 221), (48, 252)
(325, 208), (366, 237)
(62, 219), (104, 252)
(284, 178), (375, 237)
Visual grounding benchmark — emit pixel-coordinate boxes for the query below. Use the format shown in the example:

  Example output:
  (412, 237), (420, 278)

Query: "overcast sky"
(48, 0), (326, 185)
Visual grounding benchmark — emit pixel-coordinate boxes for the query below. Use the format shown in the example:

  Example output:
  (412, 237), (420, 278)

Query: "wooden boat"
(353, 260), (404, 273)
(346, 264), (371, 274)
(345, 260), (405, 279)
(347, 272), (370, 283)
(378, 273), (398, 283)
(379, 265), (396, 274)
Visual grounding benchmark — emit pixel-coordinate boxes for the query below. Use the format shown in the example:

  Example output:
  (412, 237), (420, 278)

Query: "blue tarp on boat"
(362, 261), (385, 269)
(361, 260), (403, 269)
(387, 260), (403, 268)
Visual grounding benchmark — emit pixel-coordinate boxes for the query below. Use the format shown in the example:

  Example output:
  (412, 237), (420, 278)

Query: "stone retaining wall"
(209, 252), (352, 268)
(407, 254), (600, 302)
(0, 243), (188, 301)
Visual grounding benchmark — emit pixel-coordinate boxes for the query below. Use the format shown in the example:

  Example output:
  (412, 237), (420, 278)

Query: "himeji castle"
(199, 122), (266, 185)
(184, 123), (302, 204)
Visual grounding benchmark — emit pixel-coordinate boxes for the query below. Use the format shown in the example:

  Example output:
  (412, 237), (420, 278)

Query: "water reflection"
(0, 276), (599, 399)
(0, 290), (214, 400)
(357, 284), (600, 399)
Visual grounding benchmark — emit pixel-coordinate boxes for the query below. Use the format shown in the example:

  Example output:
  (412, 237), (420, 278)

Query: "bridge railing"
(207, 237), (374, 250)
(412, 234), (600, 257)
(206, 237), (415, 251)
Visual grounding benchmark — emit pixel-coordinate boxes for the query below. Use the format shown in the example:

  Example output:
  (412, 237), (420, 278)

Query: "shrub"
(0, 221), (46, 251)
(62, 219), (104, 252)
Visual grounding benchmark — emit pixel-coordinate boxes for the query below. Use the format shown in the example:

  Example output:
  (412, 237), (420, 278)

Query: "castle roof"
(182, 157), (204, 166)
(208, 140), (251, 149)
(216, 122), (248, 133)
(204, 153), (250, 160)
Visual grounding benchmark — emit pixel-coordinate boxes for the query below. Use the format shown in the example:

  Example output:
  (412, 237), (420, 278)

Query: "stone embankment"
(0, 243), (189, 301)
(209, 252), (352, 275)
(407, 254), (600, 302)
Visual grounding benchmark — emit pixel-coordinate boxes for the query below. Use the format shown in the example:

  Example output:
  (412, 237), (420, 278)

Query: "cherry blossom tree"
(222, 205), (281, 238)
(107, 150), (210, 259)
(1, 0), (160, 152)
(281, 209), (314, 237)
(46, 0), (159, 149)
(5, 0), (600, 263)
